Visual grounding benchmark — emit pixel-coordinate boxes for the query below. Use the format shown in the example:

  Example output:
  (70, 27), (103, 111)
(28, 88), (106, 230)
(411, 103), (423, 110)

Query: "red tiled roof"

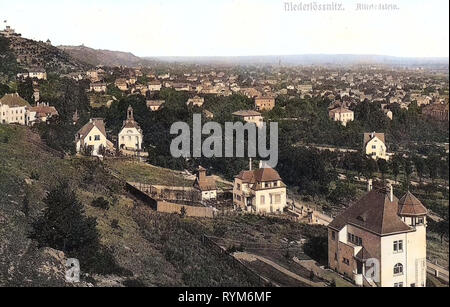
(398, 191), (428, 217)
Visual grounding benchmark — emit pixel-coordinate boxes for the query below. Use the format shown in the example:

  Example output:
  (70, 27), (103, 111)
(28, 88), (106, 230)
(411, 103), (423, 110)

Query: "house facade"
(329, 106), (354, 126)
(118, 106), (143, 151)
(187, 96), (205, 107)
(233, 167), (286, 214)
(26, 102), (59, 126)
(75, 118), (109, 157)
(364, 132), (388, 161)
(328, 183), (427, 287)
(232, 110), (264, 128)
(193, 166), (217, 201)
(90, 82), (107, 93)
(255, 96), (276, 111)
(0, 93), (30, 125)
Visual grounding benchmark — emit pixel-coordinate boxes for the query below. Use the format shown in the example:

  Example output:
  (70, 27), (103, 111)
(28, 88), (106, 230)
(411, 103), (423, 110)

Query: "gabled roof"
(0, 93), (31, 107)
(398, 191), (428, 217)
(236, 168), (282, 183)
(364, 132), (385, 147)
(77, 118), (106, 139)
(328, 188), (413, 236)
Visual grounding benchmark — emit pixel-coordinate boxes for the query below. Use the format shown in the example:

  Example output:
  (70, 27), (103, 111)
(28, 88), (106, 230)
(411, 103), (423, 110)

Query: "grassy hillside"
(0, 125), (259, 286)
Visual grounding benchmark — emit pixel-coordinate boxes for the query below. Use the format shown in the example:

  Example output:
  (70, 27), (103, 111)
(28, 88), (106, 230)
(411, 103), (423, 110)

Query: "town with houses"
(0, 19), (449, 291)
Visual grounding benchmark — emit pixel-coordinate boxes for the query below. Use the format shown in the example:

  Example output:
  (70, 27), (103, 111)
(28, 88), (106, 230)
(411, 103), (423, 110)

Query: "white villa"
(233, 167), (287, 214)
(0, 93), (30, 125)
(329, 106), (354, 126)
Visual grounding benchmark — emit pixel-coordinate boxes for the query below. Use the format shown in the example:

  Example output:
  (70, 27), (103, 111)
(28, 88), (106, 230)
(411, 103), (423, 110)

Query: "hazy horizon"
(1, 0), (449, 58)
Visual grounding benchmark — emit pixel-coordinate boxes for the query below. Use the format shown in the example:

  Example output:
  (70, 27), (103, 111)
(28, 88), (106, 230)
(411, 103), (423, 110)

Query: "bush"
(91, 197), (110, 210)
(111, 219), (120, 229)
(30, 182), (99, 252)
(30, 171), (40, 181)
(29, 182), (127, 275)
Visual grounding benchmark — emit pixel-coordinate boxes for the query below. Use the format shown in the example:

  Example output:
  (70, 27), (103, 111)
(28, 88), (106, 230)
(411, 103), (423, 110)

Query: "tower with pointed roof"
(118, 106), (143, 152)
(328, 183), (427, 287)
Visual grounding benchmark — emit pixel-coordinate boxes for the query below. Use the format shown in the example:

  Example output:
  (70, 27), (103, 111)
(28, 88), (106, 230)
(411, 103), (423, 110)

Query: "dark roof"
(236, 168), (282, 183)
(398, 191), (428, 217)
(328, 188), (413, 236)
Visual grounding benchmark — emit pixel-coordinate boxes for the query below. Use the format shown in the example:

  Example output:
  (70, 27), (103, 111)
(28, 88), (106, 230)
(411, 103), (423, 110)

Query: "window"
(260, 195), (265, 205)
(94, 135), (100, 141)
(274, 194), (281, 204)
(393, 240), (403, 253)
(394, 263), (403, 276)
(343, 258), (350, 266)
(237, 183), (241, 191)
(394, 282), (404, 287)
(334, 253), (337, 261)
(331, 231), (336, 240)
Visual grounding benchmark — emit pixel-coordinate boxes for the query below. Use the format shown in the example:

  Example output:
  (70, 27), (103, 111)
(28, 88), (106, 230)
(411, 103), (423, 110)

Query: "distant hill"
(58, 45), (151, 67)
(4, 35), (90, 73)
(149, 54), (450, 67)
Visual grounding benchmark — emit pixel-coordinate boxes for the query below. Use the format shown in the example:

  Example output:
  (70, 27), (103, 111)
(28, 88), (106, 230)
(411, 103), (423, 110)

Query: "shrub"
(91, 197), (110, 210)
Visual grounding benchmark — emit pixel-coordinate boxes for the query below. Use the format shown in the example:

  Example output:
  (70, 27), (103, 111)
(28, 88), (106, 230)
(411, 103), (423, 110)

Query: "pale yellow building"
(328, 184), (427, 287)
(255, 96), (275, 111)
(75, 118), (111, 157)
(364, 132), (388, 161)
(329, 106), (354, 126)
(0, 93), (30, 125)
(232, 110), (264, 128)
(233, 167), (286, 214)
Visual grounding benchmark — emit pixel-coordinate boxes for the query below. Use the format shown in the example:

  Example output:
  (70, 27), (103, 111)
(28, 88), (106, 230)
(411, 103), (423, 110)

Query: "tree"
(30, 182), (99, 253)
(413, 156), (426, 184)
(391, 155), (402, 183)
(17, 77), (34, 103)
(377, 159), (389, 181)
(403, 158), (413, 188)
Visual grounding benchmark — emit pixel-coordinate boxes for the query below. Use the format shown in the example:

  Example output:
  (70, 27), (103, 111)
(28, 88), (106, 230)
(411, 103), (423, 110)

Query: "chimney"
(367, 179), (373, 192)
(198, 166), (206, 182)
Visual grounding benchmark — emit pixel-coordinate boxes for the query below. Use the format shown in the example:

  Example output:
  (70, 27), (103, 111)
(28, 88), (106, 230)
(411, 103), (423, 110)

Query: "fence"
(201, 235), (271, 287)
(157, 201), (215, 218)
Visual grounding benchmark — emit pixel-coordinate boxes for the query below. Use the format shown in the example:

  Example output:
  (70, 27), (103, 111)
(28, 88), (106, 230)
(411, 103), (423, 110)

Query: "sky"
(0, 0), (448, 58)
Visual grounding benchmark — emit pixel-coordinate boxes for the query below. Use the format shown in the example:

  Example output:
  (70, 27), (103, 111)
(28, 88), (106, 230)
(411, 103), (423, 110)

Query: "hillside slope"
(0, 125), (258, 287)
(6, 36), (90, 73)
(58, 45), (148, 67)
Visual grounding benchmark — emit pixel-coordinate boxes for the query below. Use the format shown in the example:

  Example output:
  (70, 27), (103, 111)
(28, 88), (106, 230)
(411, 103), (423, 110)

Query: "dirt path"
(234, 252), (328, 287)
